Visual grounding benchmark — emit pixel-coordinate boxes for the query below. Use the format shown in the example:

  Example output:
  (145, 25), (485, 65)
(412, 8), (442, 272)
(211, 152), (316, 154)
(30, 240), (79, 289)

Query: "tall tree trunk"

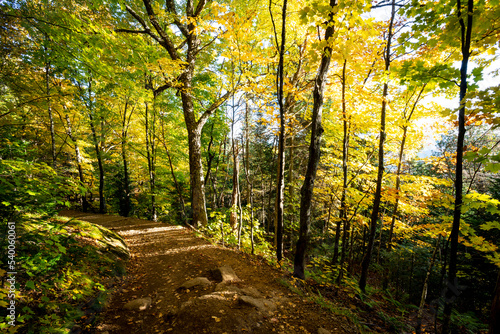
(416, 235), (441, 334)
(359, 0), (395, 292)
(293, 0), (337, 279)
(230, 143), (240, 232)
(65, 113), (88, 212)
(269, 0), (288, 263)
(387, 84), (426, 249)
(160, 118), (187, 224)
(243, 102), (255, 254)
(87, 74), (106, 214)
(334, 59), (349, 268)
(45, 60), (56, 168)
(120, 99), (133, 217)
(186, 121), (208, 227)
(442, 0), (473, 332)
(145, 101), (157, 221)
(288, 134), (295, 234)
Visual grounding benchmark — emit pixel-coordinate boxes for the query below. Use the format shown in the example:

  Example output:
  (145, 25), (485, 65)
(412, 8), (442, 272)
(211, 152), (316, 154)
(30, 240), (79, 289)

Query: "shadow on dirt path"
(60, 210), (358, 334)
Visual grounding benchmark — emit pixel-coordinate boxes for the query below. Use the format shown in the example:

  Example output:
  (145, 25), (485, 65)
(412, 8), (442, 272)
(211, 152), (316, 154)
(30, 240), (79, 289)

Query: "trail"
(60, 210), (357, 334)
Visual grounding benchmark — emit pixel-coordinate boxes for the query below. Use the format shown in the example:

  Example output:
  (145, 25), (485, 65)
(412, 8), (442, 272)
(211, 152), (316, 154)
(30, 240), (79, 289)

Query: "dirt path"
(60, 210), (358, 334)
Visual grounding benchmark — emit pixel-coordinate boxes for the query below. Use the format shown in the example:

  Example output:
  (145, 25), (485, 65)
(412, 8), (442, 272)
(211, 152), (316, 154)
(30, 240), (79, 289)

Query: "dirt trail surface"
(60, 210), (358, 334)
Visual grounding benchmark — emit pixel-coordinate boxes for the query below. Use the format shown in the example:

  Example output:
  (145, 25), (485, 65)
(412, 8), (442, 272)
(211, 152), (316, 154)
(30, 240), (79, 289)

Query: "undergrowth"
(0, 214), (129, 333)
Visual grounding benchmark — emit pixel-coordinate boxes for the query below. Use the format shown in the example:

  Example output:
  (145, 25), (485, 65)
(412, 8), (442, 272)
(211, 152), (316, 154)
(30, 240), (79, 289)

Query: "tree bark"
(269, 0), (288, 264)
(145, 101), (157, 221)
(65, 113), (88, 212)
(230, 142), (240, 232)
(87, 75), (106, 214)
(387, 84), (426, 250)
(243, 101), (255, 254)
(359, 0), (395, 292)
(293, 0), (337, 279)
(45, 60), (56, 168)
(120, 98), (133, 217)
(160, 117), (187, 224)
(334, 59), (349, 269)
(442, 0), (473, 332)
(416, 235), (441, 334)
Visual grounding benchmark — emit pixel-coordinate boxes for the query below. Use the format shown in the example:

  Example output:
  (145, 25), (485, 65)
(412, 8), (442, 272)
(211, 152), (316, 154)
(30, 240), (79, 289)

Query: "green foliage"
(449, 310), (488, 334)
(204, 207), (272, 257)
(0, 160), (83, 218)
(0, 214), (128, 333)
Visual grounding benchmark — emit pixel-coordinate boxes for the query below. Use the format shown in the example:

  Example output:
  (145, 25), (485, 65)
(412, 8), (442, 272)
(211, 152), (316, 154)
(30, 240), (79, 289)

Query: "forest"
(1, 0), (500, 333)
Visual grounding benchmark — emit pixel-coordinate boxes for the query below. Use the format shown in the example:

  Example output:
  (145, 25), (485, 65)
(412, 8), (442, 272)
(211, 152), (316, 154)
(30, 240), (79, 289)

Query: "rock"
(213, 266), (240, 283)
(124, 297), (152, 311)
(239, 295), (276, 313)
(318, 328), (331, 334)
(241, 286), (263, 298)
(180, 277), (212, 289)
(215, 283), (242, 294)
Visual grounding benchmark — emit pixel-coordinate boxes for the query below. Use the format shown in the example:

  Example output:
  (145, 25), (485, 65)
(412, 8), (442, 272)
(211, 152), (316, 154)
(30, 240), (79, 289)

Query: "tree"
(116, 0), (233, 226)
(293, 0), (337, 279)
(359, 0), (397, 292)
(269, 0), (288, 264)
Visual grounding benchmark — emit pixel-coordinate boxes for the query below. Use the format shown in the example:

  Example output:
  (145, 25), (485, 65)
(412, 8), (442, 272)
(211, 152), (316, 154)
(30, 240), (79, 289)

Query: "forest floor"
(59, 210), (362, 334)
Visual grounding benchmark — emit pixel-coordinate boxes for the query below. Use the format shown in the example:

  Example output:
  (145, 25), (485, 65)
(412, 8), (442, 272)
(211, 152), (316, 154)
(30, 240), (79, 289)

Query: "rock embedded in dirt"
(318, 328), (331, 334)
(241, 286), (263, 298)
(215, 283), (242, 294)
(180, 277), (212, 289)
(239, 295), (276, 313)
(214, 266), (240, 283)
(123, 297), (152, 311)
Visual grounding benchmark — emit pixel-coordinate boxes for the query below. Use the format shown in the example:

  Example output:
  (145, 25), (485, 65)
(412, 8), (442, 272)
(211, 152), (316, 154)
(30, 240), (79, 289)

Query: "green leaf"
(26, 280), (35, 289)
(480, 221), (500, 231)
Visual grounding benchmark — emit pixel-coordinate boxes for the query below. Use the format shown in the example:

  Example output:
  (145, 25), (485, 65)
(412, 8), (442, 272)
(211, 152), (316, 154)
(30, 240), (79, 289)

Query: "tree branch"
(194, 0), (207, 17)
(119, 5), (163, 44)
(165, 0), (189, 37)
(142, 0), (180, 60)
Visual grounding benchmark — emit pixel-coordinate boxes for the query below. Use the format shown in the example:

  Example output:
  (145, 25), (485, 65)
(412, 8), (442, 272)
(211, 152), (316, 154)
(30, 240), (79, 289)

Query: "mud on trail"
(60, 210), (358, 334)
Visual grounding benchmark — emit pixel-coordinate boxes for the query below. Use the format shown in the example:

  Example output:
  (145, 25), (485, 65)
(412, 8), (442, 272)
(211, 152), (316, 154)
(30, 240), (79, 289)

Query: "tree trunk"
(243, 102), (255, 254)
(186, 122), (208, 227)
(145, 101), (157, 221)
(65, 113), (88, 212)
(120, 99), (132, 217)
(293, 0), (337, 279)
(335, 59), (349, 269)
(269, 0), (288, 264)
(160, 117), (187, 224)
(45, 60), (56, 168)
(442, 1), (473, 332)
(87, 84), (106, 215)
(359, 0), (395, 292)
(387, 84), (426, 249)
(417, 235), (441, 334)
(230, 143), (240, 232)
